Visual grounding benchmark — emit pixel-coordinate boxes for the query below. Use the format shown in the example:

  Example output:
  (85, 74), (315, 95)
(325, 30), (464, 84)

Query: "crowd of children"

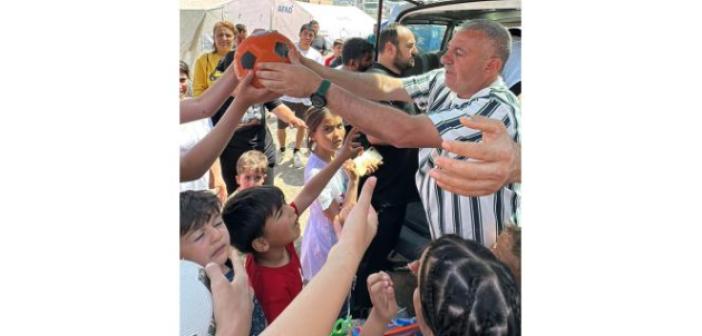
(179, 17), (522, 336)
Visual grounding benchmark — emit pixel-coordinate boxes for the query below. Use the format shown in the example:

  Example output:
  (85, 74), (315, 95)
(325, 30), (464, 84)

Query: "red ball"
(235, 31), (294, 88)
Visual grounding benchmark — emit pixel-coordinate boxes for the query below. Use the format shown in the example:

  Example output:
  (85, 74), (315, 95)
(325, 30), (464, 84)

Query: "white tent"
(296, 2), (375, 43)
(181, 0), (375, 69)
(180, 0), (295, 69)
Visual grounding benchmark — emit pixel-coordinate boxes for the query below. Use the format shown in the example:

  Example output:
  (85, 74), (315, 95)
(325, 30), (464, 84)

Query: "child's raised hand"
(367, 271), (399, 323)
(339, 127), (363, 161)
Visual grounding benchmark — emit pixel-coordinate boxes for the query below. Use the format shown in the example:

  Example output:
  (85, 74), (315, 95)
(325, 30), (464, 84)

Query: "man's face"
(299, 28), (315, 50)
(357, 52), (375, 72)
(236, 29), (247, 45)
(393, 28), (418, 71)
(310, 23), (320, 34)
(440, 29), (499, 98)
(180, 214), (231, 268)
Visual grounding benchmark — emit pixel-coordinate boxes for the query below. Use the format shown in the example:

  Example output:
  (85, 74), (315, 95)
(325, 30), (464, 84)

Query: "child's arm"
(359, 271), (399, 336)
(293, 128), (362, 213)
(261, 178), (379, 336)
(338, 159), (360, 225)
(209, 158), (228, 203)
(181, 73), (279, 182)
(181, 60), (238, 124)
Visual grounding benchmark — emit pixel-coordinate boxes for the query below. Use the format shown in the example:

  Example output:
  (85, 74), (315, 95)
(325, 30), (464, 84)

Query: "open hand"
(430, 116), (520, 196)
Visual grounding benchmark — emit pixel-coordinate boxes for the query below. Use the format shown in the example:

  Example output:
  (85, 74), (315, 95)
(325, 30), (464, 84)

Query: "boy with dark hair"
(223, 129), (362, 323)
(179, 190), (267, 335)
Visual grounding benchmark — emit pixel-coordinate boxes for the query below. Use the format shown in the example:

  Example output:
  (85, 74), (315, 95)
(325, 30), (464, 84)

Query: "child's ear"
(251, 237), (269, 253)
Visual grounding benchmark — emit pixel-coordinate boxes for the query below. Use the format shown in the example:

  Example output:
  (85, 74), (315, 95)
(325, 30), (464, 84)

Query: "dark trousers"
(350, 202), (407, 318)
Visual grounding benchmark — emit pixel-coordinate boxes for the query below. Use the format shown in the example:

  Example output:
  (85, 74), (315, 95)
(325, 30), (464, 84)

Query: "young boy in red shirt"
(222, 128), (361, 323)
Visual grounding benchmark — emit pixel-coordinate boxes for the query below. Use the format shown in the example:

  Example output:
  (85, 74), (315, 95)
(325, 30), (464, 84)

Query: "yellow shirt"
(191, 52), (224, 97)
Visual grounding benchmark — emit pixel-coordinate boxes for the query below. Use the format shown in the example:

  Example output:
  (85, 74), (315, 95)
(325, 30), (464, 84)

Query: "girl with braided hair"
(361, 234), (521, 336)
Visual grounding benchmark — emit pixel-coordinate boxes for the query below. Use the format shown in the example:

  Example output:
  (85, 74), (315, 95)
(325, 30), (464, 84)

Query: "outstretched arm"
(429, 116), (521, 196)
(262, 178), (379, 336)
(257, 63), (441, 149)
(280, 47), (411, 102)
(180, 62), (239, 124)
(180, 73), (279, 182)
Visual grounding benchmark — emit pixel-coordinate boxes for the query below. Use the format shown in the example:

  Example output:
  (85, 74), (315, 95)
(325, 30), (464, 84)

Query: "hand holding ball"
(234, 31), (294, 88)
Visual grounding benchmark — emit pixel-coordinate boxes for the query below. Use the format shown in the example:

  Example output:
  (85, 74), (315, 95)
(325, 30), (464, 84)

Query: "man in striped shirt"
(256, 20), (521, 248)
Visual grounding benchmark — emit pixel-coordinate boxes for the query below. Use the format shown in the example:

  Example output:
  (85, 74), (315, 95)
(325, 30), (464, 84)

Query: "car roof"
(391, 0), (521, 28)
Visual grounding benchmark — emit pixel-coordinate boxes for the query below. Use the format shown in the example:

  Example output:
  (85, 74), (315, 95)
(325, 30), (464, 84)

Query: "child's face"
(180, 213), (231, 267)
(312, 114), (345, 154)
(236, 169), (266, 190)
(262, 204), (300, 247)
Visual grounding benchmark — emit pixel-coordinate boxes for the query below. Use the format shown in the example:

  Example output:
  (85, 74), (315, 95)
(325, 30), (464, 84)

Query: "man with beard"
(338, 37), (375, 72)
(256, 19), (521, 250)
(348, 24), (425, 318)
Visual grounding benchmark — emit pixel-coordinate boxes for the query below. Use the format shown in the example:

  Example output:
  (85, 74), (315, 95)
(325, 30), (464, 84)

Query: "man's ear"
(383, 41), (396, 56)
(485, 57), (502, 74)
(251, 237), (269, 253)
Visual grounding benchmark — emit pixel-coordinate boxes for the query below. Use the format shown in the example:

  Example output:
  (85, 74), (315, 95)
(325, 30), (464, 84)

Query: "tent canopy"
(180, 0), (374, 68)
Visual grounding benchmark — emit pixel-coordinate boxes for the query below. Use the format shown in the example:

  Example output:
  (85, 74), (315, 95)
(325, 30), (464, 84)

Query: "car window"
(405, 24), (446, 54)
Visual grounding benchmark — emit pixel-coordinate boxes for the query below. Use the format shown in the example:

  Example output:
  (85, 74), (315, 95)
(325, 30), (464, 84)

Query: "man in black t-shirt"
(350, 24), (427, 318)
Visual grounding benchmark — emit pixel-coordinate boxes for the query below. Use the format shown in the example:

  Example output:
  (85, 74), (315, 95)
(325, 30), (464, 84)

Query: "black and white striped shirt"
(402, 68), (520, 247)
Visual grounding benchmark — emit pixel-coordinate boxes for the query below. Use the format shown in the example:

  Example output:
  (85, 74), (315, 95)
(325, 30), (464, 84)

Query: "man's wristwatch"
(310, 79), (331, 108)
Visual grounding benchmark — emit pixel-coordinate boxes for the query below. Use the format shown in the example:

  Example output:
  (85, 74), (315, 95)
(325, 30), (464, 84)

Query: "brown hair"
(211, 21), (236, 53)
(236, 150), (268, 175)
(304, 107), (333, 148)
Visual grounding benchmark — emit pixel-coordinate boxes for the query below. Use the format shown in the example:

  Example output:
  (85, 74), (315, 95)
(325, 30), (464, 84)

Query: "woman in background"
(192, 21), (236, 97)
